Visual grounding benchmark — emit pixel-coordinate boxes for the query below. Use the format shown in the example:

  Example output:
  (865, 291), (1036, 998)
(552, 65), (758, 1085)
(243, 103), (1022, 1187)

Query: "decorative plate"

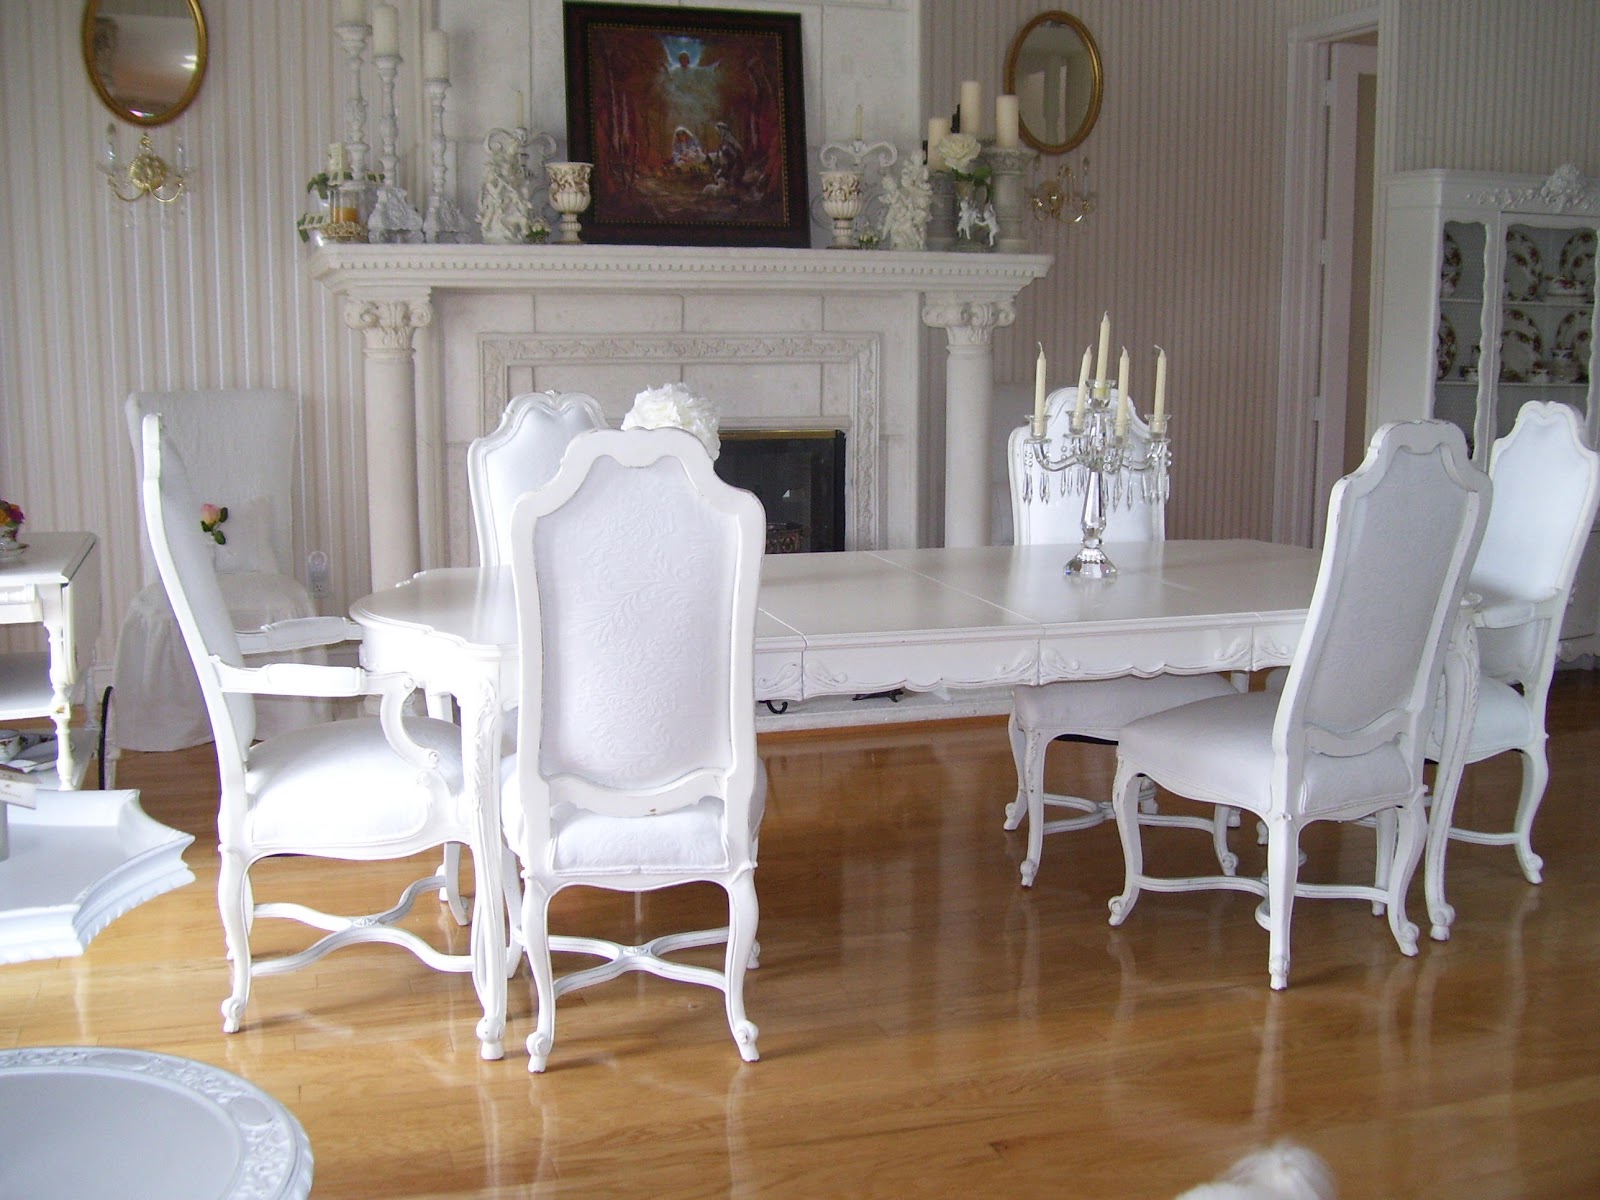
(1436, 312), (1457, 380)
(1440, 230), (1463, 297)
(1552, 228), (1596, 299)
(1504, 229), (1543, 301)
(1499, 308), (1542, 382)
(0, 541), (26, 564)
(1554, 306), (1593, 381)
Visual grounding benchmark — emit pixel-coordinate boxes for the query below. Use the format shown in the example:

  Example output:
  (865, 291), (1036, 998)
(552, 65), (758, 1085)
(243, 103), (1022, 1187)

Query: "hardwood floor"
(5, 673), (1600, 1197)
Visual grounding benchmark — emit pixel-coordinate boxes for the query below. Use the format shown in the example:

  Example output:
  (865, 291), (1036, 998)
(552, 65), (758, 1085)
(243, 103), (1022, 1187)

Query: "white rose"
(938, 132), (981, 174)
(622, 382), (721, 459)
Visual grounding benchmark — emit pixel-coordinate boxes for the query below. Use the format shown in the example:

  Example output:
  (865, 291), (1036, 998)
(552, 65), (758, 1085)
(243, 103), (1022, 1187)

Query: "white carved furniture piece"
(503, 429), (767, 1071)
(0, 532), (101, 791)
(1003, 388), (1235, 887)
(139, 414), (514, 1058)
(1423, 401), (1600, 939)
(114, 390), (326, 753)
(467, 390), (608, 566)
(0, 1046), (312, 1199)
(1107, 421), (1490, 989)
(1374, 166), (1600, 654)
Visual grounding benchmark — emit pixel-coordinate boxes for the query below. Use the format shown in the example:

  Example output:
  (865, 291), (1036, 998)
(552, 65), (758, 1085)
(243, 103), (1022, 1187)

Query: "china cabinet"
(1374, 166), (1600, 653)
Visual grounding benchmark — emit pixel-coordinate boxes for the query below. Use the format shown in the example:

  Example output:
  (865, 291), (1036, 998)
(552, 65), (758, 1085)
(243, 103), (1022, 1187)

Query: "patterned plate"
(1504, 229), (1542, 301)
(1554, 306), (1593, 381)
(1552, 229), (1596, 299)
(1440, 230), (1463, 297)
(1436, 312), (1457, 380)
(1500, 308), (1542, 382)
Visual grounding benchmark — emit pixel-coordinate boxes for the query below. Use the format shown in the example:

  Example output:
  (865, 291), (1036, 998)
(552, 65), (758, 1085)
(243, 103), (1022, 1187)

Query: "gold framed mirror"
(1003, 10), (1102, 155)
(82, 0), (208, 127)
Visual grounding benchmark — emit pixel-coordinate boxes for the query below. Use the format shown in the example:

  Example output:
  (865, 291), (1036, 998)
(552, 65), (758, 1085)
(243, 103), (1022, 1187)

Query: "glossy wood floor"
(5, 674), (1600, 1198)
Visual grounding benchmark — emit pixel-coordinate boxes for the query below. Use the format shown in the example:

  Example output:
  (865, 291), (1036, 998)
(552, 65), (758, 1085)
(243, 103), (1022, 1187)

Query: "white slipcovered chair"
(468, 390), (608, 566)
(1107, 420), (1490, 989)
(1004, 386), (1236, 886)
(1423, 401), (1600, 939)
(114, 389), (326, 752)
(501, 427), (767, 1071)
(138, 412), (506, 1036)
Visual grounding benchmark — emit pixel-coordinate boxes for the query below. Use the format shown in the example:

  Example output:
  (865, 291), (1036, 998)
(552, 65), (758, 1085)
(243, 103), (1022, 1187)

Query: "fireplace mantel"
(309, 244), (1051, 588)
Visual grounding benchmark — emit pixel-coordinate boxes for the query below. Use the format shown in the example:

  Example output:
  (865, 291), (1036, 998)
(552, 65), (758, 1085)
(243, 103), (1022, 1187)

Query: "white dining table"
(350, 538), (1322, 1060)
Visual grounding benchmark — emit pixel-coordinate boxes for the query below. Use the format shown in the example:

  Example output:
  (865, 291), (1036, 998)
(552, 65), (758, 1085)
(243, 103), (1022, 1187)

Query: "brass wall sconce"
(99, 124), (191, 204)
(1031, 157), (1093, 225)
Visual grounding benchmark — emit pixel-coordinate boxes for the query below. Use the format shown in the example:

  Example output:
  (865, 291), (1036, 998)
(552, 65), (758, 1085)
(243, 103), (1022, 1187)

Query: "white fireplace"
(310, 244), (1050, 586)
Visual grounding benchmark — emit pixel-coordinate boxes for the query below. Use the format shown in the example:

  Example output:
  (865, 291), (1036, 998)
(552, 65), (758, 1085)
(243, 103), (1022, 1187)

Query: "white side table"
(0, 1046), (313, 1199)
(0, 532), (101, 790)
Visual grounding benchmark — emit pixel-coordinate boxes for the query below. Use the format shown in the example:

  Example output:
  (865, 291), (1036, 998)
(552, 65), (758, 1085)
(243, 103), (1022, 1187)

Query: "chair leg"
(1107, 762), (1146, 927)
(723, 872), (761, 1063)
(524, 888), (557, 1073)
(1512, 743), (1549, 885)
(217, 849), (252, 1034)
(1263, 818), (1300, 991)
(1384, 801), (1424, 960)
(437, 842), (469, 925)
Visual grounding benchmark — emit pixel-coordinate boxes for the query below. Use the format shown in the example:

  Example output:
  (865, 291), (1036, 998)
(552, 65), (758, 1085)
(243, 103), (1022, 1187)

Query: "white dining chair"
(501, 427), (767, 1071)
(468, 390), (608, 566)
(1107, 420), (1489, 989)
(138, 412), (510, 1037)
(1004, 386), (1236, 886)
(1422, 401), (1600, 938)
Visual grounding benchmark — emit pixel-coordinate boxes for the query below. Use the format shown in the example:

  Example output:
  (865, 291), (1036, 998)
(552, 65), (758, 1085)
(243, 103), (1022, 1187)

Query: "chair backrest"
(468, 391), (608, 566)
(1470, 401), (1600, 684)
(1008, 386), (1163, 546)
(126, 389), (300, 580)
(1274, 420), (1490, 817)
(508, 427), (764, 870)
(138, 413), (257, 770)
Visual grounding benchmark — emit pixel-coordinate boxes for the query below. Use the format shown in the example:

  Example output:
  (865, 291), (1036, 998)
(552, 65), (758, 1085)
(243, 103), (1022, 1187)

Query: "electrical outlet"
(307, 550), (330, 597)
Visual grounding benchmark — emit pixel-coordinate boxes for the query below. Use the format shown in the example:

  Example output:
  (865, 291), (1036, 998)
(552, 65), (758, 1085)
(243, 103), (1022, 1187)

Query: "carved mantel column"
(923, 295), (1016, 547)
(344, 292), (433, 589)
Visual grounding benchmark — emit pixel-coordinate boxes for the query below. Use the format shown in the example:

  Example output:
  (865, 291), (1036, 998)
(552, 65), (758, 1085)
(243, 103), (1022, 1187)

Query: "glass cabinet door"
(1495, 221), (1595, 442)
(1436, 219), (1487, 452)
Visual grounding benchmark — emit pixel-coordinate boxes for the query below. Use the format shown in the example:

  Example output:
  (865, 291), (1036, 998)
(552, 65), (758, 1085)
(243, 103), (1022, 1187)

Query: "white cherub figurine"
(879, 151), (933, 251)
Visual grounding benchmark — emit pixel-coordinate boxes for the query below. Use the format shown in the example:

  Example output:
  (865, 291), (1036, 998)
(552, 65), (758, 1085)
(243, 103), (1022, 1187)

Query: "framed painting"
(564, 3), (811, 247)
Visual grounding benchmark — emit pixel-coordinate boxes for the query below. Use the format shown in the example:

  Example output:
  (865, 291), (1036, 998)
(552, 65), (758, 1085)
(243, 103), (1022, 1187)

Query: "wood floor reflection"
(5, 673), (1600, 1197)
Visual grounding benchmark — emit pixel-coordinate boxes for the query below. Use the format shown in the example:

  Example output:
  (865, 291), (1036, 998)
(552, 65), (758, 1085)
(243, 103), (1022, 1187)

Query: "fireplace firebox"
(714, 429), (847, 554)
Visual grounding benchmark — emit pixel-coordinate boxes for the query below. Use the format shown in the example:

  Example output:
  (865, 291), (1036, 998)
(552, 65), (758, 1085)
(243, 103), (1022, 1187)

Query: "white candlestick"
(1074, 345), (1091, 426)
(338, 0), (366, 26)
(371, 3), (398, 56)
(926, 117), (948, 170)
(995, 95), (1020, 148)
(1154, 346), (1168, 427)
(423, 29), (448, 81)
(959, 80), (982, 134)
(1033, 343), (1048, 436)
(1095, 311), (1111, 386)
(1116, 346), (1131, 436)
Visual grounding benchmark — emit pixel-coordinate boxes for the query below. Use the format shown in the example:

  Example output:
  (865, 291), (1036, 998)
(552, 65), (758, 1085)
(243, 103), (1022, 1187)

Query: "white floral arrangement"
(621, 382), (721, 459)
(936, 132), (989, 185)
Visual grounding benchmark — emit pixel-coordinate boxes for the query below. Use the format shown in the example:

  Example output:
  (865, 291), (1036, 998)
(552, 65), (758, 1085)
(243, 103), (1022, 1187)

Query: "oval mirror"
(1003, 10), (1102, 155)
(82, 0), (208, 127)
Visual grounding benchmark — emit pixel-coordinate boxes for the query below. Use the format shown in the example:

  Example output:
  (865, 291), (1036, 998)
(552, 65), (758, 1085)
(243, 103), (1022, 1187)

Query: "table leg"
(460, 678), (510, 1060)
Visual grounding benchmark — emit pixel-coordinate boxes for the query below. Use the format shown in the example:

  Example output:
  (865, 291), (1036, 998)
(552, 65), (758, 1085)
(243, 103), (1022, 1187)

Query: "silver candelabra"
(1026, 380), (1170, 579)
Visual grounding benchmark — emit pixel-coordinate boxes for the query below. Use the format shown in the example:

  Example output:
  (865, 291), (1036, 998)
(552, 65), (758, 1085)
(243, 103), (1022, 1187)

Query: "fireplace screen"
(714, 429), (846, 553)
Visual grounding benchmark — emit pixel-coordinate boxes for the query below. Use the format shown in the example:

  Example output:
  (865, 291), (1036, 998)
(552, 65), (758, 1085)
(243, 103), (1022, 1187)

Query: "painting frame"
(563, 2), (811, 248)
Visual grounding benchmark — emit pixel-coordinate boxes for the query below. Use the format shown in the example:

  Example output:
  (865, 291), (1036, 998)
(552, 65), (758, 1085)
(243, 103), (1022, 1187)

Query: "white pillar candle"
(423, 29), (449, 81)
(371, 3), (398, 55)
(1033, 343), (1048, 436)
(959, 80), (982, 134)
(1095, 311), (1111, 386)
(1153, 346), (1168, 427)
(995, 95), (1020, 148)
(854, 104), (864, 142)
(1116, 346), (1131, 436)
(1074, 344), (1091, 426)
(516, 89), (525, 129)
(926, 117), (949, 170)
(338, 0), (366, 26)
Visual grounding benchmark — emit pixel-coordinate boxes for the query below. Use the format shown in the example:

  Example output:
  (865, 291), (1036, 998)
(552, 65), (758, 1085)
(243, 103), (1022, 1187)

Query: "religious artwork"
(563, 3), (810, 247)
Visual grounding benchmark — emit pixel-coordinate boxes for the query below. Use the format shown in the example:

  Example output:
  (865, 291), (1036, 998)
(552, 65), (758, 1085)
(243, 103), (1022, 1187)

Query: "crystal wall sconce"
(1031, 157), (1093, 226)
(99, 123), (192, 205)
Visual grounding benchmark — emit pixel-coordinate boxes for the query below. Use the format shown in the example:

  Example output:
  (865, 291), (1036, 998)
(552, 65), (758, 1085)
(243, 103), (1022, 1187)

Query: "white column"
(923, 296), (1016, 547)
(344, 292), (433, 589)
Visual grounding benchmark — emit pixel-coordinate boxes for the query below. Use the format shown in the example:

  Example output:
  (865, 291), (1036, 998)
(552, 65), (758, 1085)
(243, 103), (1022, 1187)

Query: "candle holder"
(1025, 382), (1170, 579)
(422, 79), (470, 243)
(545, 161), (592, 244)
(333, 19), (371, 185)
(367, 52), (424, 243)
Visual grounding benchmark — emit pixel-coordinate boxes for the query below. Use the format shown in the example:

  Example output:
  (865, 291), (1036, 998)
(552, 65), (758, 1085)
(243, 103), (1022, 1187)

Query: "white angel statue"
(878, 151), (933, 251)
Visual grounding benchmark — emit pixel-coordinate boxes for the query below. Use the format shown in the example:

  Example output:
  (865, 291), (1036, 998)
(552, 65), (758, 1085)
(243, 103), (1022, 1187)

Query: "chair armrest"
(213, 659), (372, 698)
(1471, 587), (1561, 630)
(235, 616), (363, 654)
